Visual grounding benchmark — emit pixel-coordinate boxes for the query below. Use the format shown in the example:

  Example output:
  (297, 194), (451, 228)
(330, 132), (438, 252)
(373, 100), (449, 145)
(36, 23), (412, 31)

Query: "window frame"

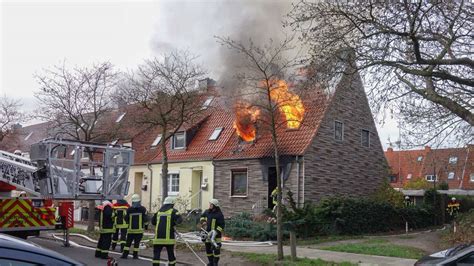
(230, 169), (248, 197)
(425, 175), (437, 182)
(334, 120), (344, 141)
(172, 132), (186, 149)
(209, 127), (224, 141)
(151, 134), (162, 148)
(167, 173), (180, 196)
(470, 173), (474, 182)
(448, 156), (458, 164)
(361, 129), (370, 147)
(407, 173), (412, 179)
(447, 172), (455, 180)
(115, 112), (126, 123)
(417, 156), (423, 162)
(201, 97), (214, 109)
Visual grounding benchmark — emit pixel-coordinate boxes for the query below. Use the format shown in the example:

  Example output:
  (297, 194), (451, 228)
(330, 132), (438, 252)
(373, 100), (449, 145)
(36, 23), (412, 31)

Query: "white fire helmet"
(209, 198), (219, 207)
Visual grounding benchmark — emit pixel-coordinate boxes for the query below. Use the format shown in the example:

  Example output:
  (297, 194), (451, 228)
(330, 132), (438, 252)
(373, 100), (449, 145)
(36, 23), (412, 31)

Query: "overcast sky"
(1, 0), (399, 149)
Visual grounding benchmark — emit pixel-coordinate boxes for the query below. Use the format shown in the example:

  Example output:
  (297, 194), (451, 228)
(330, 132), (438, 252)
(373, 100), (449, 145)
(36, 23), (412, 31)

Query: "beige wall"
(128, 161), (214, 213)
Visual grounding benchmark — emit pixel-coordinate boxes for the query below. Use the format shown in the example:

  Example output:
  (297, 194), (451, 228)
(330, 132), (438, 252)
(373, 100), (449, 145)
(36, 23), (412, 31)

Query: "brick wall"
(302, 69), (388, 203)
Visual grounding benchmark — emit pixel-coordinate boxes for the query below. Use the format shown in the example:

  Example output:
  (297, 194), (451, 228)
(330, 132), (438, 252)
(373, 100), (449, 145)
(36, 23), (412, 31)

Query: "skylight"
(202, 97), (213, 109)
(209, 127), (224, 141)
(116, 112), (126, 123)
(111, 139), (118, 145)
(151, 134), (162, 147)
(24, 132), (33, 141)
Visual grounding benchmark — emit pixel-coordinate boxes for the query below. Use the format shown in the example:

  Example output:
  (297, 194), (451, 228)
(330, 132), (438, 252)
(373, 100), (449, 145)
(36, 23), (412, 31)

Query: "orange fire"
(233, 103), (260, 142)
(269, 79), (305, 128)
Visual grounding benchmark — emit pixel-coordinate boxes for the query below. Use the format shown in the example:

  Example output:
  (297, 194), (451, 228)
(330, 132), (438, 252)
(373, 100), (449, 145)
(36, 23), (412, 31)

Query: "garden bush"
(225, 212), (277, 241)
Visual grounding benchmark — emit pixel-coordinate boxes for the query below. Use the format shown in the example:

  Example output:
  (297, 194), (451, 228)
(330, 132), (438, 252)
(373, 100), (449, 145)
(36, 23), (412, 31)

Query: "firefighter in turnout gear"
(151, 197), (182, 266)
(121, 194), (148, 259)
(112, 199), (130, 252)
(200, 199), (225, 266)
(95, 200), (115, 259)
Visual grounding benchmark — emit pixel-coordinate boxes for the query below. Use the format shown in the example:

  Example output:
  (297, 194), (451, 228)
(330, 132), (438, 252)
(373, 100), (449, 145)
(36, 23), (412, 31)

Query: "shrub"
(404, 178), (432, 189)
(438, 181), (449, 190)
(371, 180), (405, 208)
(225, 212), (277, 241)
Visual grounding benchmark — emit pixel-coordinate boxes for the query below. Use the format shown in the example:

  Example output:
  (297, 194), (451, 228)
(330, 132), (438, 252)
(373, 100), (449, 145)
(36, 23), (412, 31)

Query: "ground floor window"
(168, 173), (179, 195)
(231, 169), (248, 196)
(425, 175), (437, 182)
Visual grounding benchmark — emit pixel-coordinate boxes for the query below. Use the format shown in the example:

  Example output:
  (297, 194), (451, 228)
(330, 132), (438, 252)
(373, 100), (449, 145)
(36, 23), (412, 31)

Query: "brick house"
(385, 145), (474, 190)
(213, 64), (388, 216)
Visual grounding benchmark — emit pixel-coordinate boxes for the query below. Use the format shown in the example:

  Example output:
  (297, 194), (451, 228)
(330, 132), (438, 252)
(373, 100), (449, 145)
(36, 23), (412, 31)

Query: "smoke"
(151, 0), (293, 97)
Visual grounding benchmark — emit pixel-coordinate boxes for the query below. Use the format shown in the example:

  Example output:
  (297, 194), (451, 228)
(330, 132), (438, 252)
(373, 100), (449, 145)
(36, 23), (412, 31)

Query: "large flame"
(233, 103), (260, 142)
(269, 79), (305, 128)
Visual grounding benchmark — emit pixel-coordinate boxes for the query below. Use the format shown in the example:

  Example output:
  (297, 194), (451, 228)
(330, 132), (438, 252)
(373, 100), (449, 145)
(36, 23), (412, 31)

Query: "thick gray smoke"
(151, 0), (292, 95)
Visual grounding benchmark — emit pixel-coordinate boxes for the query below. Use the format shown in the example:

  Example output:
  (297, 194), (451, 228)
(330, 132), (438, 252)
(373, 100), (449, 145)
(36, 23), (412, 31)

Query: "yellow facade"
(127, 161), (214, 212)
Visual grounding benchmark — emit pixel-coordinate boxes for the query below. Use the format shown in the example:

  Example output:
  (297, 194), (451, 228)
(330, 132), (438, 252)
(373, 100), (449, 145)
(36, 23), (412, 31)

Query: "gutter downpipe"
(147, 163), (153, 211)
(296, 156), (300, 207)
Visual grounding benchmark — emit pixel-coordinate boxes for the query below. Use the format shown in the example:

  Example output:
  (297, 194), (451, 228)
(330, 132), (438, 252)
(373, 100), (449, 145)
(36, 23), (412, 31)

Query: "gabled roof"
(214, 90), (330, 160)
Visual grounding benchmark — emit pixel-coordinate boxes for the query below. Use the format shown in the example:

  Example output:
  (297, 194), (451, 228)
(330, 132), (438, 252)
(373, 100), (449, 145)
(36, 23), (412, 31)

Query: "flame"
(233, 103), (260, 142)
(269, 79), (305, 128)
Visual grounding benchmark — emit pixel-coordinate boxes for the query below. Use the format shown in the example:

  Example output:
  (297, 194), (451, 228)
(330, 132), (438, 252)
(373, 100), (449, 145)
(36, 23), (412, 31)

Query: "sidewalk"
(222, 245), (417, 266)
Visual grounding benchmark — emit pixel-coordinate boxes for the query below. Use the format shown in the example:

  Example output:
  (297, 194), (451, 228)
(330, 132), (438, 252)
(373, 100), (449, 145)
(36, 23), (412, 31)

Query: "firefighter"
(200, 199), (225, 266)
(271, 187), (279, 212)
(151, 197), (183, 266)
(112, 199), (130, 252)
(121, 194), (147, 259)
(95, 200), (115, 259)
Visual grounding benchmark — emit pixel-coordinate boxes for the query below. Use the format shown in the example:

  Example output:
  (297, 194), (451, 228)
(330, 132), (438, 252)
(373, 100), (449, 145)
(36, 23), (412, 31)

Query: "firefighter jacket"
(151, 204), (183, 245)
(99, 205), (115, 234)
(125, 204), (148, 234)
(113, 202), (130, 229)
(200, 207), (225, 242)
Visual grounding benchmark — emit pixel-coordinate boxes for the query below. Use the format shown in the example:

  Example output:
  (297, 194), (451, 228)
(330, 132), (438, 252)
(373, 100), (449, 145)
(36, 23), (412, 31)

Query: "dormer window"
(417, 156), (423, 162)
(172, 132), (185, 149)
(115, 112), (126, 123)
(209, 127), (224, 141)
(449, 156), (458, 164)
(151, 134), (162, 147)
(202, 97), (213, 110)
(24, 132), (33, 141)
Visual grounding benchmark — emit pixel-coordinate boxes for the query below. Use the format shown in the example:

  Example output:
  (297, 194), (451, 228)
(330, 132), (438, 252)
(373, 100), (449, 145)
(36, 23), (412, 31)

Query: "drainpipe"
(302, 156), (305, 204)
(147, 163), (153, 211)
(296, 156), (300, 207)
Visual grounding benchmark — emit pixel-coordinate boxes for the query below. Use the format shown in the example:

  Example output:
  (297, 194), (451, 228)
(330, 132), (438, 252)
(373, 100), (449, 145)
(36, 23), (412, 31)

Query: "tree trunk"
(290, 230), (297, 261)
(161, 129), (169, 202)
(87, 200), (95, 232)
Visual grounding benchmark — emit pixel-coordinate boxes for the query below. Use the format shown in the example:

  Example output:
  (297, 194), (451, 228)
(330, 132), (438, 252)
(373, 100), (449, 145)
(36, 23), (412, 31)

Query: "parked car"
(415, 243), (474, 265)
(0, 233), (84, 265)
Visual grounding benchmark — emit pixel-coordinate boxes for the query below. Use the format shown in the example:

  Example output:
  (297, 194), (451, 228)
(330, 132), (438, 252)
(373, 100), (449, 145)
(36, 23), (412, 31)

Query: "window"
(361, 129), (370, 147)
(172, 132), (185, 149)
(388, 175), (397, 183)
(417, 156), (423, 162)
(231, 169), (248, 196)
(209, 127), (224, 141)
(123, 142), (132, 148)
(407, 173), (412, 179)
(448, 172), (455, 180)
(470, 173), (474, 182)
(151, 134), (162, 147)
(111, 139), (118, 145)
(115, 112), (126, 123)
(334, 121), (343, 141)
(168, 173), (179, 195)
(202, 97), (213, 109)
(449, 156), (458, 164)
(24, 132), (33, 141)
(426, 175), (437, 182)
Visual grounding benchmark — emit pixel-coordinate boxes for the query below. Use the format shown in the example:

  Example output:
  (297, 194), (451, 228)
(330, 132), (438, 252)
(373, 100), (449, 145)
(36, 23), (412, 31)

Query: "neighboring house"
(213, 62), (387, 216)
(385, 145), (474, 190)
(127, 96), (235, 212)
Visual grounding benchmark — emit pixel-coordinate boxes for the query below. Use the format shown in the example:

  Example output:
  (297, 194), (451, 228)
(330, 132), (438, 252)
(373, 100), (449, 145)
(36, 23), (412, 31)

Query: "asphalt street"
(29, 237), (152, 266)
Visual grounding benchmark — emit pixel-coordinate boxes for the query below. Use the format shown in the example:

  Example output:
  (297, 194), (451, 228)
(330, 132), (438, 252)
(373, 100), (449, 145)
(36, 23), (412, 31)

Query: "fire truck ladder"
(0, 150), (41, 196)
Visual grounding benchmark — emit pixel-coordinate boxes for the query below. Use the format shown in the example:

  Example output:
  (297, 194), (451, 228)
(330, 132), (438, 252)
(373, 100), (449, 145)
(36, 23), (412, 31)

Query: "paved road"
(29, 237), (152, 266)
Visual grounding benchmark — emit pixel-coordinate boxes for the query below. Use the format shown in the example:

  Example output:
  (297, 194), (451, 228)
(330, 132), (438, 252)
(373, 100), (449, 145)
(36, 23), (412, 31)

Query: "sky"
(1, 0), (400, 149)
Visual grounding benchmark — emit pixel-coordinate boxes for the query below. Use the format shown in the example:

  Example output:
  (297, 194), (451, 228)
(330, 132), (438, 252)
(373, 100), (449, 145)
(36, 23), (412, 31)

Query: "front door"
(268, 167), (277, 209)
(191, 170), (202, 209)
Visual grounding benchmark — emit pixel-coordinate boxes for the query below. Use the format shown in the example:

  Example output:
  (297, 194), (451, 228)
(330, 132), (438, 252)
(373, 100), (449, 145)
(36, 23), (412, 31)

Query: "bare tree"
(217, 35), (303, 261)
(35, 61), (119, 232)
(289, 0), (473, 146)
(0, 95), (23, 143)
(120, 50), (206, 201)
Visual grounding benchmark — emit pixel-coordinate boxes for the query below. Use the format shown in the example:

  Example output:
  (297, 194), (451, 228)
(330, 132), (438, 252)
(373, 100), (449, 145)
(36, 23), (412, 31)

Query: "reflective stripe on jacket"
(151, 204), (182, 245)
(99, 205), (115, 233)
(114, 206), (128, 229)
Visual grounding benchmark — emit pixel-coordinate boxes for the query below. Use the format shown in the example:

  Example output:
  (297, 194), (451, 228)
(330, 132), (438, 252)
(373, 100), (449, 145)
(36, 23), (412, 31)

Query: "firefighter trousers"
(205, 242), (221, 265)
(95, 232), (113, 259)
(112, 228), (127, 250)
(122, 233), (143, 258)
(152, 244), (176, 266)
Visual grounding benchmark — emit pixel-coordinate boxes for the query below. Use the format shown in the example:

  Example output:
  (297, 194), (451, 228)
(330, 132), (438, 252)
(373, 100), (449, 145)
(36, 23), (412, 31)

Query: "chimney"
(387, 147), (393, 153)
(198, 78), (217, 90)
(424, 146), (431, 151)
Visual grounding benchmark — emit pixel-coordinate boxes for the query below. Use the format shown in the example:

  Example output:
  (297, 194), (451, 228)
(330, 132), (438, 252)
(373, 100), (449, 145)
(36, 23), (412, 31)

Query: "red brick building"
(385, 145), (474, 190)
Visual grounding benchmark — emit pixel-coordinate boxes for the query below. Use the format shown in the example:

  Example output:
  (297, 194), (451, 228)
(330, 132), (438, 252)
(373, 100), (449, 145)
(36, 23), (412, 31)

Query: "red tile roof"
(214, 90), (330, 160)
(385, 146), (474, 190)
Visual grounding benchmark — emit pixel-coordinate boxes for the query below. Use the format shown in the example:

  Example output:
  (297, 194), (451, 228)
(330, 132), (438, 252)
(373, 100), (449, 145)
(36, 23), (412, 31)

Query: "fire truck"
(0, 139), (133, 239)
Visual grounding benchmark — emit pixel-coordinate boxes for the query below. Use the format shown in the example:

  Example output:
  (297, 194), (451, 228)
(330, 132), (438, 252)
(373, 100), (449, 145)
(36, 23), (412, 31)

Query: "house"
(385, 145), (474, 190)
(212, 61), (388, 216)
